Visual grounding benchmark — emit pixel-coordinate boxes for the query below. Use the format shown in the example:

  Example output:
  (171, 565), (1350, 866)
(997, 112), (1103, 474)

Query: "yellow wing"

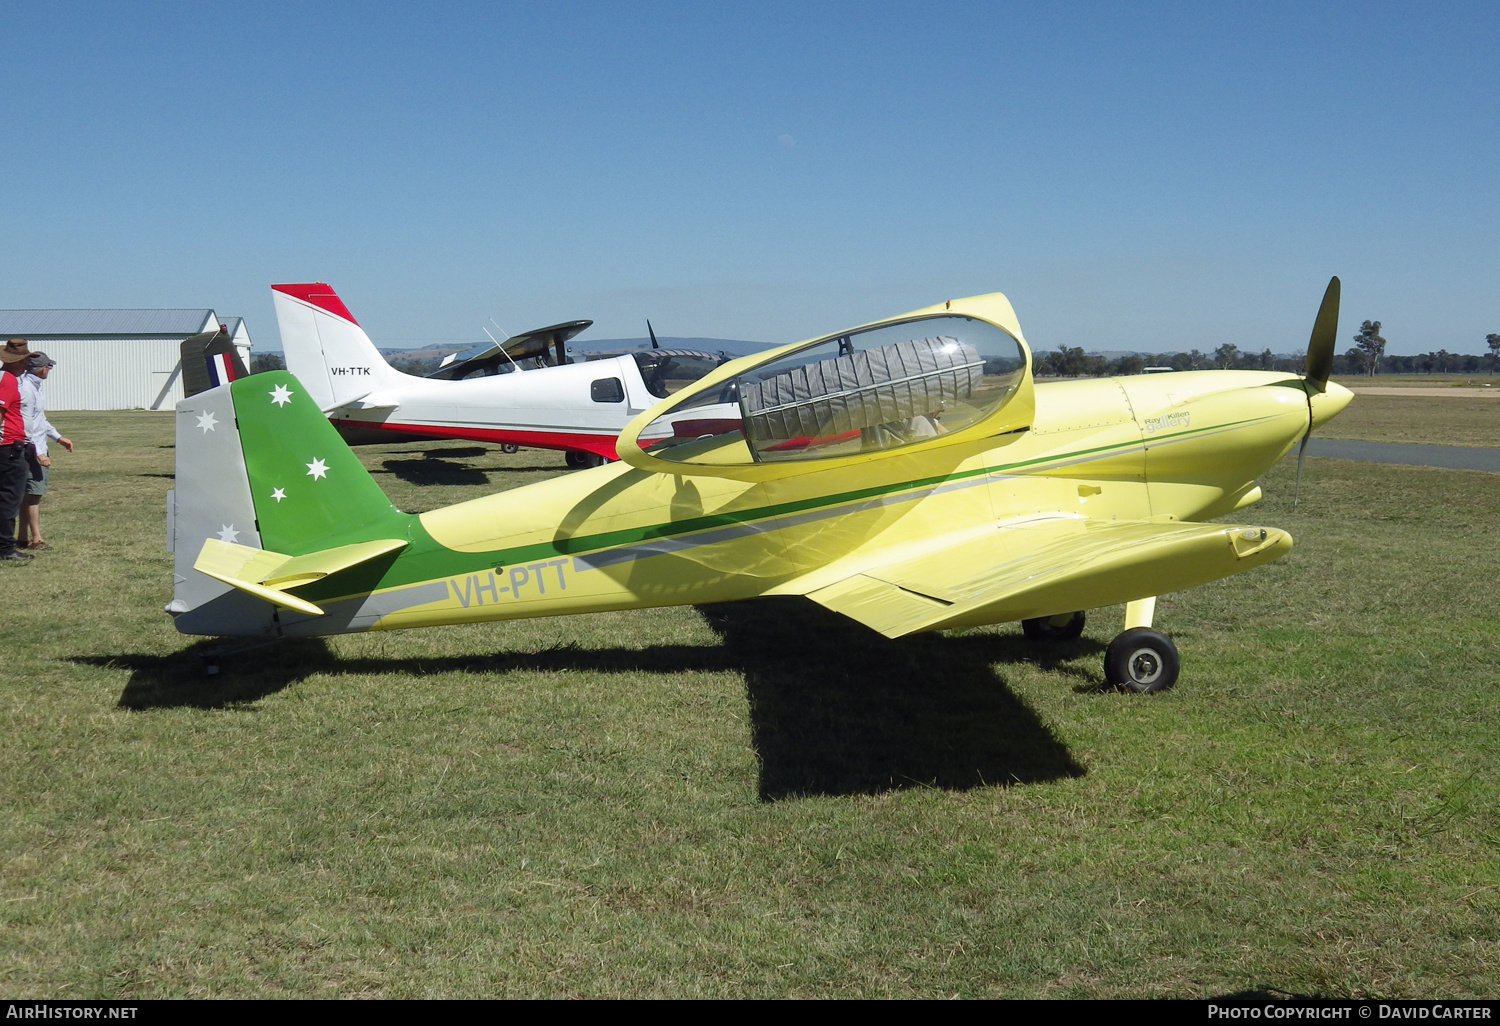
(797, 514), (1291, 638)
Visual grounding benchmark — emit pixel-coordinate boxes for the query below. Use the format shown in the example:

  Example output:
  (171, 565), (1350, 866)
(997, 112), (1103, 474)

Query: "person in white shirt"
(17, 352), (73, 551)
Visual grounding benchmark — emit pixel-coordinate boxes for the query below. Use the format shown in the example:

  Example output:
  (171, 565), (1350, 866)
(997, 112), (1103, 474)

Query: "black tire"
(500, 443), (519, 454)
(1021, 610), (1086, 642)
(1104, 627), (1180, 693)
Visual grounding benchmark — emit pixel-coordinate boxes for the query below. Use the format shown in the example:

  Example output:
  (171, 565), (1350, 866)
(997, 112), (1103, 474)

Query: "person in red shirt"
(1, 338), (34, 562)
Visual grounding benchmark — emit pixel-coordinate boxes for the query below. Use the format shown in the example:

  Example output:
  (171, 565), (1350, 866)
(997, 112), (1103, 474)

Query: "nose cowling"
(1309, 380), (1354, 430)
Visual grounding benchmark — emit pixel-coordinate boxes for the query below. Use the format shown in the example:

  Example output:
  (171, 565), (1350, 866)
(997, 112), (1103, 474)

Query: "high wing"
(427, 320), (593, 380)
(796, 514), (1292, 638)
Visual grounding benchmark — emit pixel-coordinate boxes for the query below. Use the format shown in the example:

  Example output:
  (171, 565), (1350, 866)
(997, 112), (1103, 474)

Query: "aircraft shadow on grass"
(91, 598), (1092, 800)
(378, 456), (491, 487)
(700, 599), (1090, 799)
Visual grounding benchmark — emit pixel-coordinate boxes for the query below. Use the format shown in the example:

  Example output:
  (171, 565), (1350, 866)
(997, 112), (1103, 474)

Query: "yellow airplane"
(166, 279), (1352, 692)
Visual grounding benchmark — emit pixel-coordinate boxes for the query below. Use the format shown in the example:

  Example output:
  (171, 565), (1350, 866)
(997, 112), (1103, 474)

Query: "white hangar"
(0, 308), (253, 411)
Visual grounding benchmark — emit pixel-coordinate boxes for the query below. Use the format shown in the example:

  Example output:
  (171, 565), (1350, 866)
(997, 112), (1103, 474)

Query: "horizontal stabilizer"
(804, 516), (1292, 637)
(193, 537), (409, 615)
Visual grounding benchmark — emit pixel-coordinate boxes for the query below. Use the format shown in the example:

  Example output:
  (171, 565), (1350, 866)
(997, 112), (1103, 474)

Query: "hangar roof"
(0, 308), (217, 337)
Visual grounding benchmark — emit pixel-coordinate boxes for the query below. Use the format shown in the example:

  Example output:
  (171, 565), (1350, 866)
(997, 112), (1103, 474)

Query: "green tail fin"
(230, 372), (407, 554)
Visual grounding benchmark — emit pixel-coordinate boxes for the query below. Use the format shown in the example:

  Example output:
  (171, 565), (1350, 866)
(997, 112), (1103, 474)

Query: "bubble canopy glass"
(635, 314), (1028, 467)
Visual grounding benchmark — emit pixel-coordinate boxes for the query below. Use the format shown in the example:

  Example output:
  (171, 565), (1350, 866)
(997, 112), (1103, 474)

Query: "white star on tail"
(270, 384), (294, 406)
(271, 487), (287, 503)
(305, 458), (329, 480)
(196, 411), (218, 433)
(216, 524), (240, 543)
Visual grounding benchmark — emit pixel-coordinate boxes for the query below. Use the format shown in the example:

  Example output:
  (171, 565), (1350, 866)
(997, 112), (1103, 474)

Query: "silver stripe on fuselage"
(572, 470), (994, 571)
(570, 435), (1156, 572)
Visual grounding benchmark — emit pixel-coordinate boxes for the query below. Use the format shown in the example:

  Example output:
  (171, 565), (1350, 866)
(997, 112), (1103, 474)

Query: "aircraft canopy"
(635, 313), (1027, 466)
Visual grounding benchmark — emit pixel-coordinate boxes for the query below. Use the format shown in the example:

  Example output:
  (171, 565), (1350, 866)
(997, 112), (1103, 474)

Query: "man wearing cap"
(0, 338), (34, 562)
(17, 351), (73, 551)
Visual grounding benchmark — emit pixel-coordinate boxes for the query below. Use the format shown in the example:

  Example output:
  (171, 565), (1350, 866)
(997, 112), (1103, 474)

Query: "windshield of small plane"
(632, 350), (726, 399)
(638, 315), (1026, 465)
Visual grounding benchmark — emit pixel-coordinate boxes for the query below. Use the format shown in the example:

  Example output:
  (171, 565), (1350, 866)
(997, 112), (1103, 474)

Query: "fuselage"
(262, 369), (1351, 639)
(272, 282), (729, 459)
(328, 351), (723, 458)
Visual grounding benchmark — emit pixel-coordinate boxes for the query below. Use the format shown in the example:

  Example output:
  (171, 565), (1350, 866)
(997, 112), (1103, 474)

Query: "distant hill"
(332, 337), (775, 373)
(258, 337), (771, 361)
(570, 337), (774, 359)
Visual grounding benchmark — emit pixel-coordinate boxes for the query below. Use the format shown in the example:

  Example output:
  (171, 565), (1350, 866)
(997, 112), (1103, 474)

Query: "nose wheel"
(1104, 627), (1180, 693)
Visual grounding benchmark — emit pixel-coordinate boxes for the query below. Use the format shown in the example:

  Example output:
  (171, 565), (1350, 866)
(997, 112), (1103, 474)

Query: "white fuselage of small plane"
(273, 283), (724, 459)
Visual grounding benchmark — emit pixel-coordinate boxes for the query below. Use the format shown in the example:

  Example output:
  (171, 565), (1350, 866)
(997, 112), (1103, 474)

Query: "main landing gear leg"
(1123, 596), (1156, 631)
(1105, 597), (1179, 693)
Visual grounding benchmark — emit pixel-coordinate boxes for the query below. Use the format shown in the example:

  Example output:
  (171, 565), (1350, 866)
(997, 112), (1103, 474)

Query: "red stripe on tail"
(271, 283), (360, 326)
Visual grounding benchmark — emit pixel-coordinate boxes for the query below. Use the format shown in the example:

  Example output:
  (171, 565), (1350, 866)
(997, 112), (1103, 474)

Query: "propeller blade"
(1293, 425), (1309, 509)
(1294, 275), (1340, 506)
(1304, 276), (1340, 393)
(647, 320), (660, 350)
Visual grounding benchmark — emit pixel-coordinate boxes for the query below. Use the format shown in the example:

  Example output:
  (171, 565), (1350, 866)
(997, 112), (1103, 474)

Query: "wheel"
(500, 443), (519, 454)
(1104, 627), (1180, 693)
(565, 451), (606, 469)
(1021, 610), (1085, 642)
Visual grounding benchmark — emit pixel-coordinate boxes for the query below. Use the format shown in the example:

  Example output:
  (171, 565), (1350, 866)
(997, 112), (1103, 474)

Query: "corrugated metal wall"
(33, 339), (187, 411)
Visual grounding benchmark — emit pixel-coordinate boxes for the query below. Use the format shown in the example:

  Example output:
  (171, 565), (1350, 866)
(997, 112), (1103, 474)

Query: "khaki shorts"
(25, 455), (47, 497)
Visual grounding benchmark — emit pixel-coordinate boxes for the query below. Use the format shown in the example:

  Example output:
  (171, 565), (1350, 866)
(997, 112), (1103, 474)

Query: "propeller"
(1294, 276), (1340, 508)
(647, 320), (660, 350)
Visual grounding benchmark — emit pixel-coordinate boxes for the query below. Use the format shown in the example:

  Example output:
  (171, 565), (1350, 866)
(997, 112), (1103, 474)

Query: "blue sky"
(3, 1), (1496, 355)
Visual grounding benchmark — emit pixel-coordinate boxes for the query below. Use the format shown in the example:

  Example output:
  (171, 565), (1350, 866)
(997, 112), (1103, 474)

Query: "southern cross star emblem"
(216, 524), (240, 543)
(305, 458), (329, 480)
(270, 384), (294, 407)
(271, 487), (287, 503)
(196, 411), (218, 433)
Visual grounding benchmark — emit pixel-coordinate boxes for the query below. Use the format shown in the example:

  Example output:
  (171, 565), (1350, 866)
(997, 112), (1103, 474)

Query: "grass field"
(2, 410), (1497, 998)
(1335, 375), (1500, 389)
(1320, 394), (1500, 448)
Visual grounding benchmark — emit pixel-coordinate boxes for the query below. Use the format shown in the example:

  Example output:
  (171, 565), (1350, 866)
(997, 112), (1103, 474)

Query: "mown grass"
(1334, 375), (1500, 388)
(1, 410), (1497, 998)
(1319, 394), (1500, 448)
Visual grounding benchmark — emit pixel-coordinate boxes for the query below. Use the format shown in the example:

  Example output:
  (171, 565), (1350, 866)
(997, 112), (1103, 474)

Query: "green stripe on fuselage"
(293, 413), (1271, 605)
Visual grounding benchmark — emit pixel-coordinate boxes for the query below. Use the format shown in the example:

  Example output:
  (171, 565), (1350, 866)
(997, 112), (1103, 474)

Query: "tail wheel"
(1104, 627), (1180, 693)
(500, 443), (519, 454)
(1021, 610), (1085, 642)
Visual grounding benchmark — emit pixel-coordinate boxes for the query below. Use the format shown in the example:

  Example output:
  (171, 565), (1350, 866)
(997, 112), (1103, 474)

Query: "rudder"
(272, 283), (402, 412)
(167, 370), (410, 637)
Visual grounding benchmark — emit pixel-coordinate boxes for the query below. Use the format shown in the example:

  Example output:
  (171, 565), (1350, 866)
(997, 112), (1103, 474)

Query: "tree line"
(1035, 326), (1500, 378)
(251, 329), (1500, 380)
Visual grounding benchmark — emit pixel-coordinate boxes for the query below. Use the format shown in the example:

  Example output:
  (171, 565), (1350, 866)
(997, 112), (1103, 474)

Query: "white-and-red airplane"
(273, 283), (730, 466)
